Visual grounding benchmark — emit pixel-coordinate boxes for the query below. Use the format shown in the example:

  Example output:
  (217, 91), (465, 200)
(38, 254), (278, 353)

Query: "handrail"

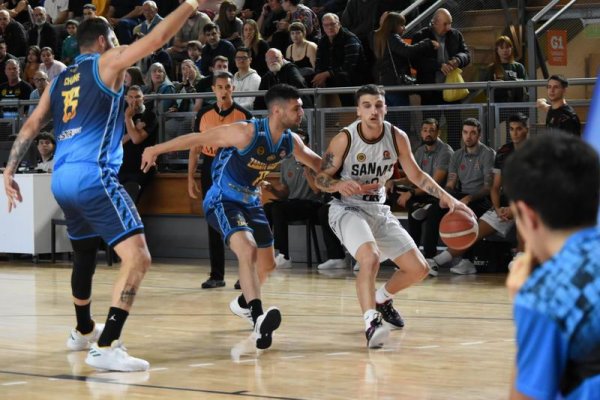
(531, 0), (561, 24)
(404, 0), (446, 34)
(535, 0), (577, 36)
(400, 0), (427, 18)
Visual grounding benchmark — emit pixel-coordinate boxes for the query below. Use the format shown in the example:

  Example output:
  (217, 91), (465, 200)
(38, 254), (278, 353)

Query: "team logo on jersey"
(235, 213), (247, 227)
(279, 149), (287, 158)
(356, 153), (366, 162)
(257, 146), (265, 156)
(267, 154), (276, 162)
(383, 150), (391, 160)
(287, 171), (293, 178)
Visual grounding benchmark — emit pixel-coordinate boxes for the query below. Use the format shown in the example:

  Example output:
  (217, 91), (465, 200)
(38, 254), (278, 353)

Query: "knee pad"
(71, 237), (101, 300)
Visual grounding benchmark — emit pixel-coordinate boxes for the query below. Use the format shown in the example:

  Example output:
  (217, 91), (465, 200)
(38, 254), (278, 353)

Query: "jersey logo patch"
(257, 146), (265, 156)
(356, 153), (366, 162)
(383, 150), (391, 159)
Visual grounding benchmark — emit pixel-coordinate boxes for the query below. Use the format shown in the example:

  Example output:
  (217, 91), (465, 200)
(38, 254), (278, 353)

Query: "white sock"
(434, 250), (452, 265)
(375, 285), (393, 304)
(363, 309), (378, 330)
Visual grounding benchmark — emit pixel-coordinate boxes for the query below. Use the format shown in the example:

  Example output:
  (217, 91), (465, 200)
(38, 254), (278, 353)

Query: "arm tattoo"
(6, 137), (33, 171)
(119, 285), (137, 307)
(419, 176), (444, 199)
(320, 152), (335, 171)
(315, 173), (338, 191)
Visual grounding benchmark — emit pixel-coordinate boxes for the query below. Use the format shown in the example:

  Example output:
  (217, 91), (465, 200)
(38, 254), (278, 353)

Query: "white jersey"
(338, 120), (399, 205)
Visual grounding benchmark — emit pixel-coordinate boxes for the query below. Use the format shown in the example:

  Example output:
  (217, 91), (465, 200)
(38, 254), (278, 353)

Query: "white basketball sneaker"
(86, 341), (149, 372)
(229, 296), (254, 326)
(253, 307), (282, 350)
(66, 323), (105, 351)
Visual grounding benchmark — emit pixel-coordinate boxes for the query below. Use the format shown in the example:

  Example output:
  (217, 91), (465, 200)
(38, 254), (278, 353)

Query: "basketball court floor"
(0, 259), (514, 399)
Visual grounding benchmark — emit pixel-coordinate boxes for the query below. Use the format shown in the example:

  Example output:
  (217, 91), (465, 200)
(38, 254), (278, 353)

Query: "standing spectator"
(257, 0), (289, 53)
(0, 40), (17, 84)
(371, 12), (438, 107)
(485, 35), (527, 103)
(215, 1), (243, 48)
(0, 10), (27, 57)
(0, 58), (32, 118)
(285, 22), (317, 80)
(411, 8), (471, 149)
(107, 0), (144, 45)
(280, 0), (321, 43)
(313, 13), (365, 106)
(28, 7), (59, 51)
(35, 132), (55, 172)
(144, 61), (176, 113)
(61, 20), (80, 65)
(39, 47), (67, 82)
(44, 0), (69, 24)
(200, 22), (236, 76)
(241, 18), (269, 77)
(537, 74), (581, 137)
(23, 45), (41, 86)
(232, 47), (260, 110)
(28, 70), (49, 116)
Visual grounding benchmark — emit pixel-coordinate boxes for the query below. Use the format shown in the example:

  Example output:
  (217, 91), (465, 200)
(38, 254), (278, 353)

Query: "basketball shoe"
(376, 299), (405, 328)
(253, 307), (282, 350)
(229, 296), (254, 326)
(365, 314), (389, 349)
(86, 341), (149, 372)
(450, 259), (477, 275)
(66, 323), (105, 351)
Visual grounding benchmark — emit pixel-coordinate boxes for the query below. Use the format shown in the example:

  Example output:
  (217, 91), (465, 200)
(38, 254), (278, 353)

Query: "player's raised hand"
(3, 171), (22, 212)
(141, 146), (158, 173)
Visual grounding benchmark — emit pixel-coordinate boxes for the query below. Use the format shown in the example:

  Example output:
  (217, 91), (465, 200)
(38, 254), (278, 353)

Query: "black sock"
(74, 303), (94, 334)
(97, 307), (129, 347)
(248, 299), (263, 323)
(237, 294), (248, 308)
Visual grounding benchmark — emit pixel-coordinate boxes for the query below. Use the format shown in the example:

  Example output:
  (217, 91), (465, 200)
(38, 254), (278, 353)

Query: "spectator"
(124, 66), (146, 91)
(285, 21), (317, 80)
(241, 18), (269, 77)
(411, 8), (471, 149)
(107, 0), (144, 45)
(422, 118), (494, 260)
(200, 22), (236, 76)
(215, 1), (243, 48)
(240, 0), (264, 21)
(232, 47), (260, 110)
(23, 45), (41, 86)
(27, 70), (49, 116)
(35, 132), (55, 172)
(132, 1), (163, 40)
(0, 58), (32, 118)
(167, 8), (211, 75)
(67, 0), (89, 21)
(81, 3), (97, 20)
(429, 113), (529, 275)
(0, 10), (27, 57)
(504, 133), (600, 400)
(253, 48), (308, 109)
(313, 13), (365, 106)
(39, 47), (67, 82)
(195, 55), (230, 111)
(0, 40), (17, 85)
(537, 74), (581, 137)
(169, 59), (203, 112)
(3, 0), (42, 27)
(144, 61), (176, 113)
(61, 20), (80, 66)
(485, 35), (527, 103)
(28, 7), (59, 51)
(186, 40), (203, 71)
(280, 0), (321, 43)
(44, 0), (69, 24)
(257, 0), (289, 53)
(119, 85), (157, 201)
(371, 12), (438, 107)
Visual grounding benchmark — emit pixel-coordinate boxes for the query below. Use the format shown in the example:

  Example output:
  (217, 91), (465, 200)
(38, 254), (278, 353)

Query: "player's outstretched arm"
(141, 121), (253, 172)
(291, 132), (321, 173)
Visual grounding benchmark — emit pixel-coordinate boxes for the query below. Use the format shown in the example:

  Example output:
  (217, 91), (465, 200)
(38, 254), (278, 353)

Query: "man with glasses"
(233, 47), (261, 110)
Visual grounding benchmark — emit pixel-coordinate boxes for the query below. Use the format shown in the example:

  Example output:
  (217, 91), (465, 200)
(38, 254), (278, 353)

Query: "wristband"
(184, 0), (199, 9)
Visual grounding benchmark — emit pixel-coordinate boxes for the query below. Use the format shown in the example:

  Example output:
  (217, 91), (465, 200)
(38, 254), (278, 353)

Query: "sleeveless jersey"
(339, 120), (399, 205)
(205, 117), (295, 207)
(51, 53), (125, 173)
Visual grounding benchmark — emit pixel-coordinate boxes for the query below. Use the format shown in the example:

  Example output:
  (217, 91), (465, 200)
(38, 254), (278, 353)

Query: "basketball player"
(3, 0), (219, 372)
(141, 84), (337, 350)
(315, 84), (473, 348)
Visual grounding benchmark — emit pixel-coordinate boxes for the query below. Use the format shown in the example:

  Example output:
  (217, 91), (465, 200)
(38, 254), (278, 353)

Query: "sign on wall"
(547, 30), (568, 66)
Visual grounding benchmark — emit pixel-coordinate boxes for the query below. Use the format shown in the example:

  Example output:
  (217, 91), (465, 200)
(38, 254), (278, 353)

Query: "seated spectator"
(186, 40), (203, 71)
(81, 3), (97, 20)
(485, 35), (527, 103)
(39, 47), (67, 82)
(280, 0), (321, 43)
(313, 13), (366, 106)
(241, 18), (269, 77)
(169, 59), (203, 112)
(429, 113), (529, 275)
(107, 0), (144, 45)
(253, 48), (308, 109)
(0, 10), (27, 58)
(194, 55), (230, 111)
(141, 45), (172, 76)
(3, 0), (42, 26)
(215, 1), (243, 48)
(537, 74), (581, 137)
(0, 59), (32, 118)
(119, 85), (157, 200)
(257, 0), (289, 53)
(61, 20), (80, 66)
(23, 45), (41, 86)
(67, 0), (89, 21)
(28, 70), (49, 116)
(28, 7), (58, 51)
(132, 1), (162, 39)
(200, 22), (236, 76)
(35, 132), (55, 172)
(124, 66), (146, 91)
(285, 22), (317, 80)
(232, 47), (260, 110)
(0, 40), (17, 85)
(143, 62), (176, 113)
(167, 9), (211, 78)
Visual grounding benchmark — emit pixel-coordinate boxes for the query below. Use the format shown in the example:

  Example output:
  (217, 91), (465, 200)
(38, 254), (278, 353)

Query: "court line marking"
(326, 352), (350, 356)
(189, 363), (214, 367)
(460, 341), (486, 346)
(2, 381), (27, 386)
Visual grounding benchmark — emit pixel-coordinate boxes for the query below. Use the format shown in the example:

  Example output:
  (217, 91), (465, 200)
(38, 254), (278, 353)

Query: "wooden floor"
(0, 258), (514, 400)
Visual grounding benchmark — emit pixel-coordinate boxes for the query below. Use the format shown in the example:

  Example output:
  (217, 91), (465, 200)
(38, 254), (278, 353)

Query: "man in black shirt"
(0, 59), (32, 118)
(537, 74), (581, 137)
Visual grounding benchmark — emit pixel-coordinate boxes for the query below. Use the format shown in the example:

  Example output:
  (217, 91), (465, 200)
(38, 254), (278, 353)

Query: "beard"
(268, 62), (282, 73)
(423, 137), (436, 146)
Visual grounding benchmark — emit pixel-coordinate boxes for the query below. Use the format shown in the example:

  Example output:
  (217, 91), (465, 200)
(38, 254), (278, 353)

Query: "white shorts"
(480, 209), (515, 238)
(328, 199), (417, 261)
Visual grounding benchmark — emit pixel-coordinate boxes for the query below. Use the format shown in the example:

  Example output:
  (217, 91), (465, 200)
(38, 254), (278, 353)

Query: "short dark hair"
(265, 84), (301, 109)
(41, 46), (54, 55)
(186, 40), (202, 51)
(503, 132), (599, 229)
(355, 84), (385, 104)
(421, 118), (439, 131)
(236, 47), (251, 57)
(127, 84), (143, 93)
(548, 74), (568, 88)
(36, 132), (55, 145)
(212, 70), (233, 85)
(463, 117), (481, 134)
(203, 22), (219, 34)
(77, 17), (112, 50)
(507, 112), (528, 128)
(211, 55), (228, 67)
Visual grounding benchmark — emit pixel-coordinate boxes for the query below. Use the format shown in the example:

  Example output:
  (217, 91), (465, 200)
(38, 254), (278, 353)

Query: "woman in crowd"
(285, 22), (316, 80)
(169, 59), (203, 112)
(215, 0), (243, 48)
(485, 35), (528, 103)
(125, 66), (146, 91)
(241, 18), (269, 77)
(23, 46), (41, 86)
(144, 62), (177, 113)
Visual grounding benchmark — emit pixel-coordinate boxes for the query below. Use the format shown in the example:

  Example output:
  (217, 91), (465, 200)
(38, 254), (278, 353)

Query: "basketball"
(439, 209), (478, 250)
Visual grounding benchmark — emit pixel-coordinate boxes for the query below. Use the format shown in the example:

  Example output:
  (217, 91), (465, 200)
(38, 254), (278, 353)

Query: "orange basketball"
(439, 209), (478, 250)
